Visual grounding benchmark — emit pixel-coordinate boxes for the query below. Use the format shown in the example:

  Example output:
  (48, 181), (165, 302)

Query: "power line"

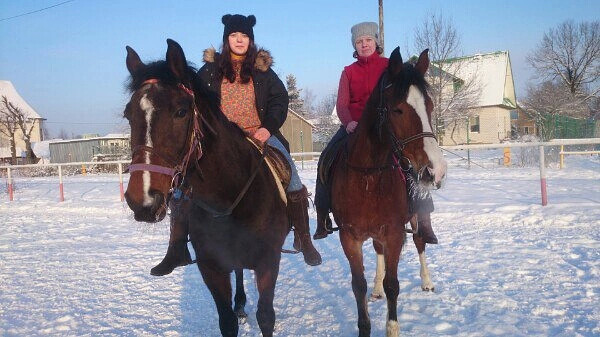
(0, 0), (76, 22)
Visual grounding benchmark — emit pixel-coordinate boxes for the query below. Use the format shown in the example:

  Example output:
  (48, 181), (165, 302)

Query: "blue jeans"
(266, 136), (303, 192)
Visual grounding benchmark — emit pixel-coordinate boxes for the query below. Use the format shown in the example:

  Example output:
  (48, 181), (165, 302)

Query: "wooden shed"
(280, 108), (314, 159)
(49, 134), (129, 163)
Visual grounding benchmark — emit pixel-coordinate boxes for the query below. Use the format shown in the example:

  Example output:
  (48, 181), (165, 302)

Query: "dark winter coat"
(197, 47), (290, 152)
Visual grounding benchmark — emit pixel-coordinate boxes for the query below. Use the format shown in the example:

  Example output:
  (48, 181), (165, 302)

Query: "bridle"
(128, 78), (266, 218)
(128, 79), (204, 200)
(347, 73), (437, 178)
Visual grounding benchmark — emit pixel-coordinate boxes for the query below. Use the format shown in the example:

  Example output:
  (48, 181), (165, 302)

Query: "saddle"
(247, 138), (291, 203)
(318, 136), (348, 185)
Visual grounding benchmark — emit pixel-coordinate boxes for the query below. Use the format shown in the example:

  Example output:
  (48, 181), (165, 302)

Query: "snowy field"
(1, 151), (599, 336)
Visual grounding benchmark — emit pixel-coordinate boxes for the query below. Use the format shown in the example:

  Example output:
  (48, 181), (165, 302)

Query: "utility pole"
(378, 0), (384, 54)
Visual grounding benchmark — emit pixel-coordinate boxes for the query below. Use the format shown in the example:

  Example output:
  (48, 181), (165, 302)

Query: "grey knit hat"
(351, 22), (379, 48)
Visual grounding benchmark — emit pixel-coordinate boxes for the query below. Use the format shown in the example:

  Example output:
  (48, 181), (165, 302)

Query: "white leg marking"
(140, 94), (154, 206)
(370, 254), (386, 301)
(406, 86), (447, 183)
(386, 319), (399, 337)
(419, 251), (434, 291)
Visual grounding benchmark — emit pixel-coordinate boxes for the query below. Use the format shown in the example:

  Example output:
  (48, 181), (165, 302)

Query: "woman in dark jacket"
(151, 14), (321, 276)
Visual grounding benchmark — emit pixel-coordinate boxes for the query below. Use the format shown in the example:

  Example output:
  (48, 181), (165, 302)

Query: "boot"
(416, 212), (438, 244)
(288, 186), (322, 266)
(313, 177), (333, 240)
(313, 212), (333, 240)
(150, 217), (193, 276)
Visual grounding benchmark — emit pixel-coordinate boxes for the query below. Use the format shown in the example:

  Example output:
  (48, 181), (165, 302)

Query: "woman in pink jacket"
(313, 22), (438, 244)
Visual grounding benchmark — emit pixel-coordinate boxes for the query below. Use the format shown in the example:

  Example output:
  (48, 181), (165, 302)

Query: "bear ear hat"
(248, 15), (256, 27)
(222, 14), (231, 24)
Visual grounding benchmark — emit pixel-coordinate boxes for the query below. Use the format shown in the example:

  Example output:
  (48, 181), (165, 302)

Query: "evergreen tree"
(286, 74), (304, 114)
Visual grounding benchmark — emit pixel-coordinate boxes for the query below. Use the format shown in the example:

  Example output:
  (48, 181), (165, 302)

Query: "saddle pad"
(247, 138), (290, 205)
(318, 136), (348, 184)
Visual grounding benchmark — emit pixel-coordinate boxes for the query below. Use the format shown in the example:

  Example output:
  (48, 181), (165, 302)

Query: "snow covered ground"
(1, 151), (599, 336)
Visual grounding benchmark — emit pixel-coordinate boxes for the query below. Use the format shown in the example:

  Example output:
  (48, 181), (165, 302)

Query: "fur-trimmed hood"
(202, 47), (273, 72)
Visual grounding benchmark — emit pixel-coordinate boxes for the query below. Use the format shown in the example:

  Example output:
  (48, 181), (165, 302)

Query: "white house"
(439, 51), (517, 145)
(0, 80), (45, 161)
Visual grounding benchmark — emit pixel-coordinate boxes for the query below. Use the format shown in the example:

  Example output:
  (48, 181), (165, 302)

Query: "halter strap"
(128, 79), (204, 192)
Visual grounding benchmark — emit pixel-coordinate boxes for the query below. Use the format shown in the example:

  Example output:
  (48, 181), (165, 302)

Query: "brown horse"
(123, 39), (290, 337)
(329, 47), (447, 337)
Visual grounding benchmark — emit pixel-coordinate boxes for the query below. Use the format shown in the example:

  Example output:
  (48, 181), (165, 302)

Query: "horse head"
(123, 39), (201, 222)
(381, 47), (447, 189)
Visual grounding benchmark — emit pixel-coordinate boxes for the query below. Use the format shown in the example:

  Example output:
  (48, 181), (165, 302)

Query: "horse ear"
(125, 46), (145, 75)
(415, 49), (430, 75)
(166, 38), (189, 83)
(388, 46), (403, 76)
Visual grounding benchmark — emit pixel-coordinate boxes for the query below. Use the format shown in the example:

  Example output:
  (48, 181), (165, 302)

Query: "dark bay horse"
(123, 39), (290, 337)
(330, 47), (447, 337)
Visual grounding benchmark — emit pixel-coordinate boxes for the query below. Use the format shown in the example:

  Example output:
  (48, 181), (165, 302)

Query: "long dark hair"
(218, 39), (258, 84)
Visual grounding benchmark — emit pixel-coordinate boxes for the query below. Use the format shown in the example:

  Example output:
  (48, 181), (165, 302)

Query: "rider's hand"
(346, 121), (358, 133)
(253, 127), (271, 144)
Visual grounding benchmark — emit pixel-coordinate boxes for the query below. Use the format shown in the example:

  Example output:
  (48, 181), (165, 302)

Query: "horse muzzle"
(419, 160), (447, 190)
(124, 189), (168, 223)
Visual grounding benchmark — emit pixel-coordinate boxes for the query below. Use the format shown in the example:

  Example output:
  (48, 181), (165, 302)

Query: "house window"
(453, 79), (463, 93)
(469, 116), (480, 133)
(510, 110), (518, 120)
(524, 126), (530, 135)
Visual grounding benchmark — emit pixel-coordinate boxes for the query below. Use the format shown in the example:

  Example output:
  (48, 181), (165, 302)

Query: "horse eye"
(175, 109), (187, 118)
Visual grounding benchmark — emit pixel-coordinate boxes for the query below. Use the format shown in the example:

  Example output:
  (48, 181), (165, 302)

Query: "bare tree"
(1, 96), (37, 161)
(528, 20), (600, 97)
(311, 91), (339, 143)
(56, 128), (70, 140)
(302, 87), (316, 117)
(0, 98), (19, 163)
(414, 12), (482, 144)
(521, 80), (590, 140)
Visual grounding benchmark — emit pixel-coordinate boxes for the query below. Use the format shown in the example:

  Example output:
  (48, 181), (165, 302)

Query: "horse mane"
(363, 61), (430, 142)
(125, 60), (197, 93)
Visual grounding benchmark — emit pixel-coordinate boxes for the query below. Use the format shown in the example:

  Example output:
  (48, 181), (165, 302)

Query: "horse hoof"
(312, 232), (329, 240)
(237, 311), (248, 324)
(369, 293), (384, 302)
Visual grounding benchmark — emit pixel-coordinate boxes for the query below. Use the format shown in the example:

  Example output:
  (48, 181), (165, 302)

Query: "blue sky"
(1, 0), (598, 137)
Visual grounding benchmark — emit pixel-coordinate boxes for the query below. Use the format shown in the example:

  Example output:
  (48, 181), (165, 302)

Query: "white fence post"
(7, 167), (13, 201)
(539, 145), (548, 206)
(58, 165), (64, 202)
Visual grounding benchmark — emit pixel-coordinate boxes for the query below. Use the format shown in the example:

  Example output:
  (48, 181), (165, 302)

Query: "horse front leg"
(411, 216), (434, 292)
(370, 240), (385, 301)
(254, 257), (280, 337)
(233, 268), (248, 321)
(340, 230), (370, 337)
(383, 230), (404, 337)
(197, 263), (237, 337)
